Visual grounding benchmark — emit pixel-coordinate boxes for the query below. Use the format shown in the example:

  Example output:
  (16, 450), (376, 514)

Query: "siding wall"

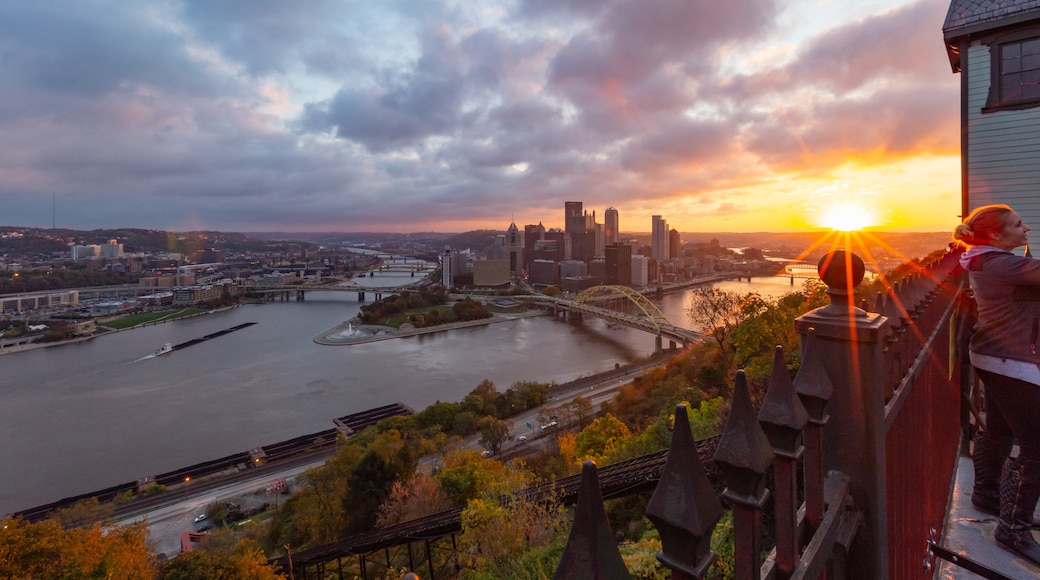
(967, 41), (1040, 236)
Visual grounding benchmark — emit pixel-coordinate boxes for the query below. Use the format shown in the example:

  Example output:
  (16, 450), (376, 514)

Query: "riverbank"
(0, 306), (238, 357)
(314, 310), (547, 345)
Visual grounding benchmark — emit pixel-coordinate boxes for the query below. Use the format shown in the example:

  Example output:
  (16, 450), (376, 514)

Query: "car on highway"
(517, 435), (527, 442)
(194, 513), (207, 523)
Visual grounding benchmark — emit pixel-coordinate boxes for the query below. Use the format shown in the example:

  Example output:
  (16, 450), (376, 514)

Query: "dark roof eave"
(944, 9), (1040, 43)
(943, 9), (1040, 74)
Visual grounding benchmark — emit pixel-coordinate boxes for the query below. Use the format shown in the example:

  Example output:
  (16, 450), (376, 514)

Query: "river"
(0, 269), (811, 515)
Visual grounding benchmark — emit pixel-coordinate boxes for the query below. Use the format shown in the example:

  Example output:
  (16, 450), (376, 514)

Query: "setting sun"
(817, 201), (878, 232)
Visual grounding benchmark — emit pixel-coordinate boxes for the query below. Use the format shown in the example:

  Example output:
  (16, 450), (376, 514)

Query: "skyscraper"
(651, 215), (669, 262)
(605, 243), (632, 286)
(523, 223), (545, 273)
(604, 207), (619, 246)
(565, 202), (583, 235)
(669, 228), (681, 260)
(506, 221), (523, 274)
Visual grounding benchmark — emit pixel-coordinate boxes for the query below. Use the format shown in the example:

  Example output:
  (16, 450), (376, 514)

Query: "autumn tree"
(157, 547), (284, 579)
(49, 496), (115, 530)
(574, 414), (631, 464)
(436, 448), (512, 505)
(0, 517), (154, 579)
(685, 287), (752, 364)
(377, 473), (453, 527)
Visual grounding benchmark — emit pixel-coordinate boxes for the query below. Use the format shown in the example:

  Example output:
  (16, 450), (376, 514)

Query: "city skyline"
(1, 0), (959, 234)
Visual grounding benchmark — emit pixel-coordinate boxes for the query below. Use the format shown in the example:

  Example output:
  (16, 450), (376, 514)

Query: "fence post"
(646, 405), (724, 579)
(794, 250), (888, 579)
(714, 372), (774, 580)
(758, 345), (809, 577)
(794, 329), (834, 531)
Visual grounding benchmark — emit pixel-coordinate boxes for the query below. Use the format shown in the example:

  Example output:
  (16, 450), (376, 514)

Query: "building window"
(985, 29), (1040, 112)
(1001, 38), (1040, 103)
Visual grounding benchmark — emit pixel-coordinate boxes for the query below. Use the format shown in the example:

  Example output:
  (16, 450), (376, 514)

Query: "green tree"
(436, 449), (509, 505)
(568, 395), (595, 429)
(478, 416), (513, 455)
(731, 281), (828, 386)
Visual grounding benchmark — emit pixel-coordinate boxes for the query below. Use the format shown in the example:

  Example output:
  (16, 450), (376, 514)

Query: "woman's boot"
(973, 430), (1011, 514)
(995, 458), (1040, 565)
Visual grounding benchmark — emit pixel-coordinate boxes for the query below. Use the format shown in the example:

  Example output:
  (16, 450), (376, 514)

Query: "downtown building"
(651, 216), (669, 262)
(604, 207), (619, 247)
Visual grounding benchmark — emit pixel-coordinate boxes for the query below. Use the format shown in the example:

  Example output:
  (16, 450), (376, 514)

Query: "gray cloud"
(0, 0), (960, 232)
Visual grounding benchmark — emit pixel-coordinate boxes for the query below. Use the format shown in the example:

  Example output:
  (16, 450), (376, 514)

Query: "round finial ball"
(817, 250), (865, 289)
(403, 573), (421, 580)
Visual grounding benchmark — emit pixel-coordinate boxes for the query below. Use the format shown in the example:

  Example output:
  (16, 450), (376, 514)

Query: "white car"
(517, 435), (527, 442)
(194, 513), (207, 523)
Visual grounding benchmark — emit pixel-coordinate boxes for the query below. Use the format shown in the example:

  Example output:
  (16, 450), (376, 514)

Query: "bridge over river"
(519, 285), (703, 350)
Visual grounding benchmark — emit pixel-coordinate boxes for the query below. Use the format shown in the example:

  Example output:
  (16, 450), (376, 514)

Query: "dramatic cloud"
(0, 0), (961, 233)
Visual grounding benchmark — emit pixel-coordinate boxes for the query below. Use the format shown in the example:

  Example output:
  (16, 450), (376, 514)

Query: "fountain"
(334, 322), (366, 340)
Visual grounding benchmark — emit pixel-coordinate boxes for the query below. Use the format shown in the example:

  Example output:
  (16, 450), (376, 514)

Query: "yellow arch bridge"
(521, 285), (703, 351)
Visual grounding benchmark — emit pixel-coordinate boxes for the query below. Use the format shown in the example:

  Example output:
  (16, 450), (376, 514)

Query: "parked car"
(194, 513), (207, 523)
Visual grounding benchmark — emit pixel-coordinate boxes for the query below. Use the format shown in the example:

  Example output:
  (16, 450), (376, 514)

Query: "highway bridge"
(519, 285), (703, 350)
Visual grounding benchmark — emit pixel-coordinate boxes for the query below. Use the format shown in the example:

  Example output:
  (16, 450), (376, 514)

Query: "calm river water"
(0, 270), (807, 514)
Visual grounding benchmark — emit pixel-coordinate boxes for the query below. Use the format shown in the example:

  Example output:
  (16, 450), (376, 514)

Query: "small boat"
(154, 343), (173, 356)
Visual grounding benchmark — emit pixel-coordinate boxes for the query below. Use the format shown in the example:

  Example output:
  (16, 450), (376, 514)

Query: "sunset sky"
(0, 0), (961, 234)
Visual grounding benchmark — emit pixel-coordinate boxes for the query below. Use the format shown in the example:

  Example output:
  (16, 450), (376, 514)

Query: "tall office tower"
(506, 221), (523, 275)
(651, 215), (669, 262)
(605, 243), (632, 285)
(631, 254), (650, 287)
(544, 229), (567, 262)
(594, 223), (605, 258)
(565, 202), (584, 235)
(669, 228), (681, 260)
(442, 247), (455, 287)
(604, 207), (619, 246)
(564, 201), (584, 261)
(523, 223), (545, 272)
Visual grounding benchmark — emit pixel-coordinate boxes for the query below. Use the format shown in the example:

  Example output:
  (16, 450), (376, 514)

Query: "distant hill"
(0, 227), (317, 258)
(1, 226), (951, 265)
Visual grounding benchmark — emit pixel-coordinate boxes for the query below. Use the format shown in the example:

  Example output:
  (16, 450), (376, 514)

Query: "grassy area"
(376, 301), (527, 328)
(380, 305), (454, 329)
(100, 308), (206, 330)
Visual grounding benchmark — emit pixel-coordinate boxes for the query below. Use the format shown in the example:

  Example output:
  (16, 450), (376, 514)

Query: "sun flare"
(817, 201), (878, 232)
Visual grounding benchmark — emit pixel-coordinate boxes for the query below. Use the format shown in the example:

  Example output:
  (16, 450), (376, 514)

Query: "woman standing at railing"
(954, 204), (1040, 565)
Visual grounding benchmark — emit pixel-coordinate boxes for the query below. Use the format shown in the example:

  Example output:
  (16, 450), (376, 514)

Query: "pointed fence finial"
(554, 461), (632, 580)
(794, 329), (834, 421)
(714, 371), (775, 503)
(647, 405), (724, 578)
(758, 345), (809, 455)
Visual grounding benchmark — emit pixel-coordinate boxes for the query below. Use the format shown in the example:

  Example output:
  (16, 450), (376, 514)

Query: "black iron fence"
(555, 248), (967, 579)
